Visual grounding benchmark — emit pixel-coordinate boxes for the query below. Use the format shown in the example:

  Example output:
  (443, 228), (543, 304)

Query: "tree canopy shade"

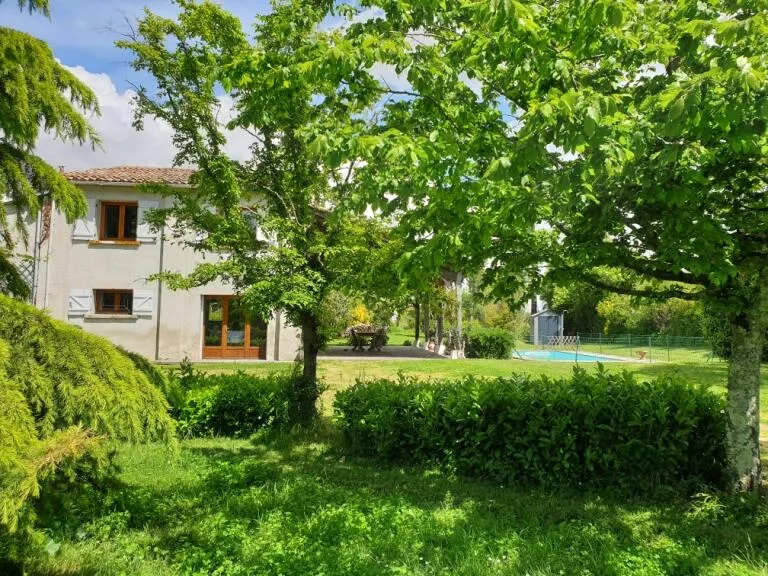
(118, 0), (392, 421)
(0, 0), (99, 298)
(341, 0), (768, 490)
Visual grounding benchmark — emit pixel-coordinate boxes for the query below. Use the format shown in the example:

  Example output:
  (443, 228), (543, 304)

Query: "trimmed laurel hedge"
(177, 372), (299, 437)
(464, 327), (514, 359)
(334, 367), (727, 489)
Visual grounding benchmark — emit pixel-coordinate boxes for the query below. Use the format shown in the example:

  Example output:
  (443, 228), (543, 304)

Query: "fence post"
(667, 335), (670, 362)
(576, 334), (579, 363)
(629, 333), (632, 360)
(599, 333), (602, 354)
(649, 335), (652, 363)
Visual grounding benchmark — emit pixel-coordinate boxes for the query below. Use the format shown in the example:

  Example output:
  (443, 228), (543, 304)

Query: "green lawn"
(32, 433), (768, 576)
(30, 358), (768, 575)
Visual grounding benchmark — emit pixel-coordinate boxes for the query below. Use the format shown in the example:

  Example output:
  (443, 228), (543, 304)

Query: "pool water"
(516, 350), (623, 362)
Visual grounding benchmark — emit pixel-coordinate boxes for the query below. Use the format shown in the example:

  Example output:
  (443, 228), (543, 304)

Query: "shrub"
(177, 371), (301, 437)
(403, 339), (412, 347)
(702, 304), (768, 361)
(118, 347), (185, 411)
(464, 327), (514, 359)
(334, 367), (727, 490)
(0, 294), (175, 570)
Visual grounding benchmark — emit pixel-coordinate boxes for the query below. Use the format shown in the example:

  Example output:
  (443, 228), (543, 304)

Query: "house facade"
(22, 166), (300, 362)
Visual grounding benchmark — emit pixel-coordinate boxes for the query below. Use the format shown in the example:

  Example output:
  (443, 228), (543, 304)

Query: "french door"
(202, 296), (267, 359)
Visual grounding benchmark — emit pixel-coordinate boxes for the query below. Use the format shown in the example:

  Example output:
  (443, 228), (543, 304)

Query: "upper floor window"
(94, 289), (133, 314)
(100, 202), (138, 241)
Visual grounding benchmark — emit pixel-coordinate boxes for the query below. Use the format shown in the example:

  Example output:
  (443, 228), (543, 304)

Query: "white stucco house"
(19, 166), (300, 362)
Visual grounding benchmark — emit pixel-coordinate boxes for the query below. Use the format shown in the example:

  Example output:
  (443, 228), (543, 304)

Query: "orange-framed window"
(94, 289), (133, 314)
(100, 202), (138, 241)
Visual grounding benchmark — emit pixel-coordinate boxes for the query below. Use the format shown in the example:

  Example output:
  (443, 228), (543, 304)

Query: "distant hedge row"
(334, 368), (726, 489)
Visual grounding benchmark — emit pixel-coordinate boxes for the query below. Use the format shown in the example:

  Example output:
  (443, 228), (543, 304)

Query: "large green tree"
(344, 0), (768, 490)
(119, 0), (389, 422)
(0, 0), (99, 297)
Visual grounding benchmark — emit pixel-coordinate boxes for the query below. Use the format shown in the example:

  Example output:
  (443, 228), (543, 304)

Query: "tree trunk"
(414, 301), (420, 347)
(423, 296), (430, 350)
(298, 312), (321, 425)
(726, 277), (768, 491)
(436, 303), (444, 352)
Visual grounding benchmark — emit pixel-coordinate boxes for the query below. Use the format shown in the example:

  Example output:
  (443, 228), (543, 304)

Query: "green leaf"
(668, 97), (685, 121)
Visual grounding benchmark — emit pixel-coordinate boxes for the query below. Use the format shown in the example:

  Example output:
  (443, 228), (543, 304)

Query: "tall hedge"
(334, 367), (727, 490)
(0, 295), (175, 568)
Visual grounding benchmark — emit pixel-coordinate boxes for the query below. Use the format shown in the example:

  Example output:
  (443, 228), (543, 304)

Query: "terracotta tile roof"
(63, 166), (195, 185)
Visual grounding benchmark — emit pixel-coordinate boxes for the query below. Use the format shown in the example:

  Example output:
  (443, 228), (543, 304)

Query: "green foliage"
(118, 347), (185, 411)
(176, 371), (308, 438)
(0, 295), (174, 568)
(334, 368), (727, 490)
(317, 290), (357, 344)
(481, 301), (530, 339)
(544, 281), (606, 334)
(464, 326), (514, 359)
(597, 294), (704, 337)
(118, 0), (393, 407)
(0, 1), (99, 297)
(702, 304), (768, 362)
(345, 0), (768, 486)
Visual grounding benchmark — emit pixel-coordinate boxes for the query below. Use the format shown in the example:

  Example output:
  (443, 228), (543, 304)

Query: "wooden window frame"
(202, 295), (267, 359)
(99, 201), (138, 241)
(94, 289), (133, 314)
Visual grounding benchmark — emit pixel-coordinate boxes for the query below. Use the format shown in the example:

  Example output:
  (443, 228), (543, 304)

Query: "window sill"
(88, 240), (140, 247)
(84, 313), (138, 321)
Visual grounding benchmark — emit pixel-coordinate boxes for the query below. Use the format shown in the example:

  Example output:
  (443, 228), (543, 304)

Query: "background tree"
(347, 0), (768, 489)
(0, 0), (99, 298)
(119, 0), (388, 422)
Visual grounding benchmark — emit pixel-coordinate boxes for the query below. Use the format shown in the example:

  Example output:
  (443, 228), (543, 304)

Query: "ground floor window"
(94, 289), (133, 314)
(202, 296), (267, 359)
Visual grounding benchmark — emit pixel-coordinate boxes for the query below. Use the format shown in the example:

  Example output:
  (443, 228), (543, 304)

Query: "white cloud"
(34, 65), (254, 170)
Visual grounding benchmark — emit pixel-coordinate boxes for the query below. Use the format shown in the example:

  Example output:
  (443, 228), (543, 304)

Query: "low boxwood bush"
(177, 372), (300, 437)
(334, 367), (726, 490)
(464, 327), (514, 359)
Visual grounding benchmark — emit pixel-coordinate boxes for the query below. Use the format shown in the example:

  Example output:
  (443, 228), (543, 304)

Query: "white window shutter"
(133, 290), (154, 317)
(72, 199), (97, 240)
(137, 201), (159, 243)
(68, 289), (92, 316)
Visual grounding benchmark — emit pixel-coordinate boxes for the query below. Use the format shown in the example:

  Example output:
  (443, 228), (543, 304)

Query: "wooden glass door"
(202, 296), (267, 359)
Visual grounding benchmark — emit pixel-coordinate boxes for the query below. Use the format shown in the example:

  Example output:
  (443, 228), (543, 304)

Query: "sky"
(1, 0), (274, 169)
(2, 1), (472, 171)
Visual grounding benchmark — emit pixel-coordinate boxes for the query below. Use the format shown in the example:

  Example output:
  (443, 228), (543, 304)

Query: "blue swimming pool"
(516, 350), (623, 362)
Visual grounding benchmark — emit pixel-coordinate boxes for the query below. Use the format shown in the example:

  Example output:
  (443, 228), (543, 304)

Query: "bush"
(118, 347), (185, 411)
(403, 339), (412, 347)
(464, 327), (514, 359)
(334, 367), (727, 490)
(0, 295), (175, 569)
(177, 371), (302, 437)
(702, 305), (768, 361)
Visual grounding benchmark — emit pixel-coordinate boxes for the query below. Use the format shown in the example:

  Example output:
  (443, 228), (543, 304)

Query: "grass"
(28, 358), (768, 575)
(30, 432), (768, 576)
(575, 341), (713, 363)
